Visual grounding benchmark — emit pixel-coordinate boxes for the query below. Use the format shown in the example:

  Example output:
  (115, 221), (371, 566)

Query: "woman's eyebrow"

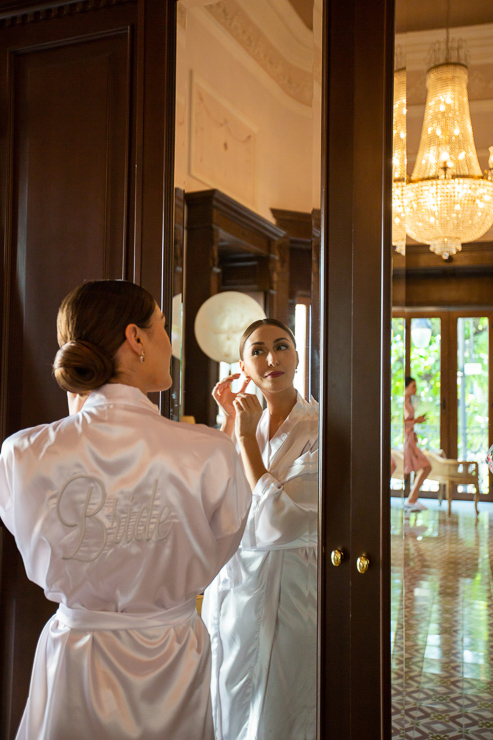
(250, 337), (291, 347)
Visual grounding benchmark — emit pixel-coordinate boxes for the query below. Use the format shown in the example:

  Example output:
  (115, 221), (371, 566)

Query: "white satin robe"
(0, 384), (251, 740)
(202, 394), (318, 740)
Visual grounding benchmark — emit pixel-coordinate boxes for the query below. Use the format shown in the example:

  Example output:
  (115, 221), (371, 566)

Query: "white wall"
(175, 0), (316, 222)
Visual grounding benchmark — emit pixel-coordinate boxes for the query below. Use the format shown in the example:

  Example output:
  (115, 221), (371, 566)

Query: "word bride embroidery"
(56, 475), (173, 562)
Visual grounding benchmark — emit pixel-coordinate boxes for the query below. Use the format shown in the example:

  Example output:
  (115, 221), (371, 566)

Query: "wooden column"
(318, 0), (394, 737)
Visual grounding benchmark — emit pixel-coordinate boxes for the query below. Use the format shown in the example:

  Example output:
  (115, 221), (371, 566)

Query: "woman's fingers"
(234, 393), (261, 411)
(212, 374), (242, 403)
(221, 373), (241, 385)
(234, 393), (262, 438)
(238, 376), (251, 393)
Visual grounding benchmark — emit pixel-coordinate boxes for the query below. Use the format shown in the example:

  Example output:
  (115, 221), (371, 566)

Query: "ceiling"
(287, 0), (493, 34)
(395, 0), (493, 34)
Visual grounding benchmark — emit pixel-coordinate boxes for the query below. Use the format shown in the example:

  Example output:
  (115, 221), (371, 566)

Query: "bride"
(202, 318), (318, 740)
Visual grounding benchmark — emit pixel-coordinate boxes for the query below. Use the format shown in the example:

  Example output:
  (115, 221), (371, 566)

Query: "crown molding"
(0, 0), (133, 24)
(205, 0), (313, 107)
(396, 23), (493, 71)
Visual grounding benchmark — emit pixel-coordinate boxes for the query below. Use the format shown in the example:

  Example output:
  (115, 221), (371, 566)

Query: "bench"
(391, 448), (480, 516)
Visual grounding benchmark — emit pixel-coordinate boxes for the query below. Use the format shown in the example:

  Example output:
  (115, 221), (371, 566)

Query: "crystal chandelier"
(405, 42), (493, 260)
(392, 67), (407, 255)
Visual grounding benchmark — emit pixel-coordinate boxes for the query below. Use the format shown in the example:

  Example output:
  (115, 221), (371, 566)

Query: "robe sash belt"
(243, 538), (317, 552)
(55, 598), (197, 631)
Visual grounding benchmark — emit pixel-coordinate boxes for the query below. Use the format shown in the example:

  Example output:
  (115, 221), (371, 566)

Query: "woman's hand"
(212, 373), (250, 418)
(67, 392), (88, 416)
(234, 393), (263, 440)
(233, 393), (266, 490)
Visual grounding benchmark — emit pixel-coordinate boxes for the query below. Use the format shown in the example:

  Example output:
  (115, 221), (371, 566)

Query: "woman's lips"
(265, 371), (284, 378)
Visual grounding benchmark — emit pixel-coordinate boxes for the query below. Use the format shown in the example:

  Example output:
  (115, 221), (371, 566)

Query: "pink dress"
(403, 397), (429, 474)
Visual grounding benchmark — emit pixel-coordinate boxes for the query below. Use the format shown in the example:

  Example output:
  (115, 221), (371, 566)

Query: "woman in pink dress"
(404, 376), (432, 511)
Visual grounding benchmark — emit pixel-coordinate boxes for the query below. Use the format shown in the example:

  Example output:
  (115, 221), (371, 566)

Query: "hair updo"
(53, 280), (155, 394)
(239, 318), (296, 360)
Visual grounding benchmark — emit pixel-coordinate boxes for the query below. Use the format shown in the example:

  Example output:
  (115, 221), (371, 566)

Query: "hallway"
(391, 499), (493, 739)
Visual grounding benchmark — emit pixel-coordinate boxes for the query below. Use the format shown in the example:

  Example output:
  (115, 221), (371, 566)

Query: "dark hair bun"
(53, 340), (114, 394)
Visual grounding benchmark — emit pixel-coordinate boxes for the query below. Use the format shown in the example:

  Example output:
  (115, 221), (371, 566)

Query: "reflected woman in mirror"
(0, 280), (251, 740)
(404, 375), (432, 511)
(202, 318), (318, 740)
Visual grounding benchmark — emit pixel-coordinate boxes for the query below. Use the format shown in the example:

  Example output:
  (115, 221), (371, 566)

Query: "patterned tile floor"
(391, 498), (493, 740)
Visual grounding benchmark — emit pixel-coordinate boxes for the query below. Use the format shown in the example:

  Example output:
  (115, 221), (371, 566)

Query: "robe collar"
(257, 393), (318, 467)
(82, 383), (161, 415)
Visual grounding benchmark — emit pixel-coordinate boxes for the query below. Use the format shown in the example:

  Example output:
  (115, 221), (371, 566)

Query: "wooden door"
(0, 1), (176, 735)
(318, 0), (394, 737)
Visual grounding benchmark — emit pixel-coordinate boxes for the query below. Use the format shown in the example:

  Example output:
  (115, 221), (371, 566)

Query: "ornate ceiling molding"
(396, 23), (493, 71)
(0, 0), (134, 27)
(206, 0), (313, 107)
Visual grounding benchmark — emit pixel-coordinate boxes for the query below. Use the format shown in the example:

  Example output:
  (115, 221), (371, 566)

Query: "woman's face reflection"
(240, 325), (299, 396)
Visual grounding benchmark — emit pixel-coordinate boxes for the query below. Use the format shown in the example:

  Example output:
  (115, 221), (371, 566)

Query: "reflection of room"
(392, 6), (493, 505)
(392, 3), (493, 738)
(0, 0), (397, 736)
(174, 0), (321, 423)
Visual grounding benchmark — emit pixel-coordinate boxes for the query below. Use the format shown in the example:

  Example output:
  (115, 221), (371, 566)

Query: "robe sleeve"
(241, 448), (318, 549)
(0, 439), (15, 535)
(200, 436), (252, 569)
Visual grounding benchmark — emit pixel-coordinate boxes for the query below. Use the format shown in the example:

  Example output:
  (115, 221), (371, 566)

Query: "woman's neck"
(265, 387), (298, 436)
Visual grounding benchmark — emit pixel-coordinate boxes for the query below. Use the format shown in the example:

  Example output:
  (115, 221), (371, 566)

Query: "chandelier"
(392, 67), (407, 255)
(405, 42), (493, 259)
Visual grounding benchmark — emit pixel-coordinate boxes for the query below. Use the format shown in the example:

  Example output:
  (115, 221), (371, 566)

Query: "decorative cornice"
(206, 0), (313, 107)
(396, 23), (493, 72)
(0, 0), (134, 27)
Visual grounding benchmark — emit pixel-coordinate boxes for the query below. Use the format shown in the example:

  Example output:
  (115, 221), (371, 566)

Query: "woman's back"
(1, 384), (248, 612)
(0, 384), (251, 740)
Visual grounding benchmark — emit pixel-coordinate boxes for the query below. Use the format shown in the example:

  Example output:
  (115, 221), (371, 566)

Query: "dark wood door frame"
(319, 0), (393, 738)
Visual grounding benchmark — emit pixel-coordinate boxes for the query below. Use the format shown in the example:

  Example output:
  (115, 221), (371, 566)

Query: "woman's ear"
(239, 360), (249, 378)
(124, 323), (144, 357)
(295, 350), (299, 369)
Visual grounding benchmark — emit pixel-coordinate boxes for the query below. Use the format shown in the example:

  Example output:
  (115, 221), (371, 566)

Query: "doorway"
(392, 311), (493, 503)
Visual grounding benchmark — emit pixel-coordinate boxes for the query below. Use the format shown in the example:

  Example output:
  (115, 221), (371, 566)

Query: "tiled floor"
(391, 498), (493, 739)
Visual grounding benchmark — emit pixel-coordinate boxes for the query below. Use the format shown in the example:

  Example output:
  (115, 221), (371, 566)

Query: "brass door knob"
(331, 549), (344, 567)
(356, 556), (370, 574)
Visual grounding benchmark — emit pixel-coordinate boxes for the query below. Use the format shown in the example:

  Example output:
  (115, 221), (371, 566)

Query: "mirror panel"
(392, 2), (493, 736)
(173, 1), (321, 736)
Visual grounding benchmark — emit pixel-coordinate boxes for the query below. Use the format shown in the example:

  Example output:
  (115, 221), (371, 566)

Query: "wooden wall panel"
(7, 32), (130, 432)
(0, 2), (177, 736)
(0, 14), (134, 738)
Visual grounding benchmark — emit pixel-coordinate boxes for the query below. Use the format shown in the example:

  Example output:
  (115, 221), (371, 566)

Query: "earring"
(140, 348), (145, 363)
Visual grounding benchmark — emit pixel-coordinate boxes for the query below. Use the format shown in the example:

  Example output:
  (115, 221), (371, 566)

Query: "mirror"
(173, 0), (322, 736)
(392, 1), (493, 735)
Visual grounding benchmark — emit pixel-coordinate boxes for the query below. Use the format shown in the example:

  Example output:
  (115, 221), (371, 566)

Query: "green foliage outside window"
(458, 317), (489, 492)
(391, 319), (405, 450)
(410, 318), (441, 452)
(391, 315), (489, 493)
